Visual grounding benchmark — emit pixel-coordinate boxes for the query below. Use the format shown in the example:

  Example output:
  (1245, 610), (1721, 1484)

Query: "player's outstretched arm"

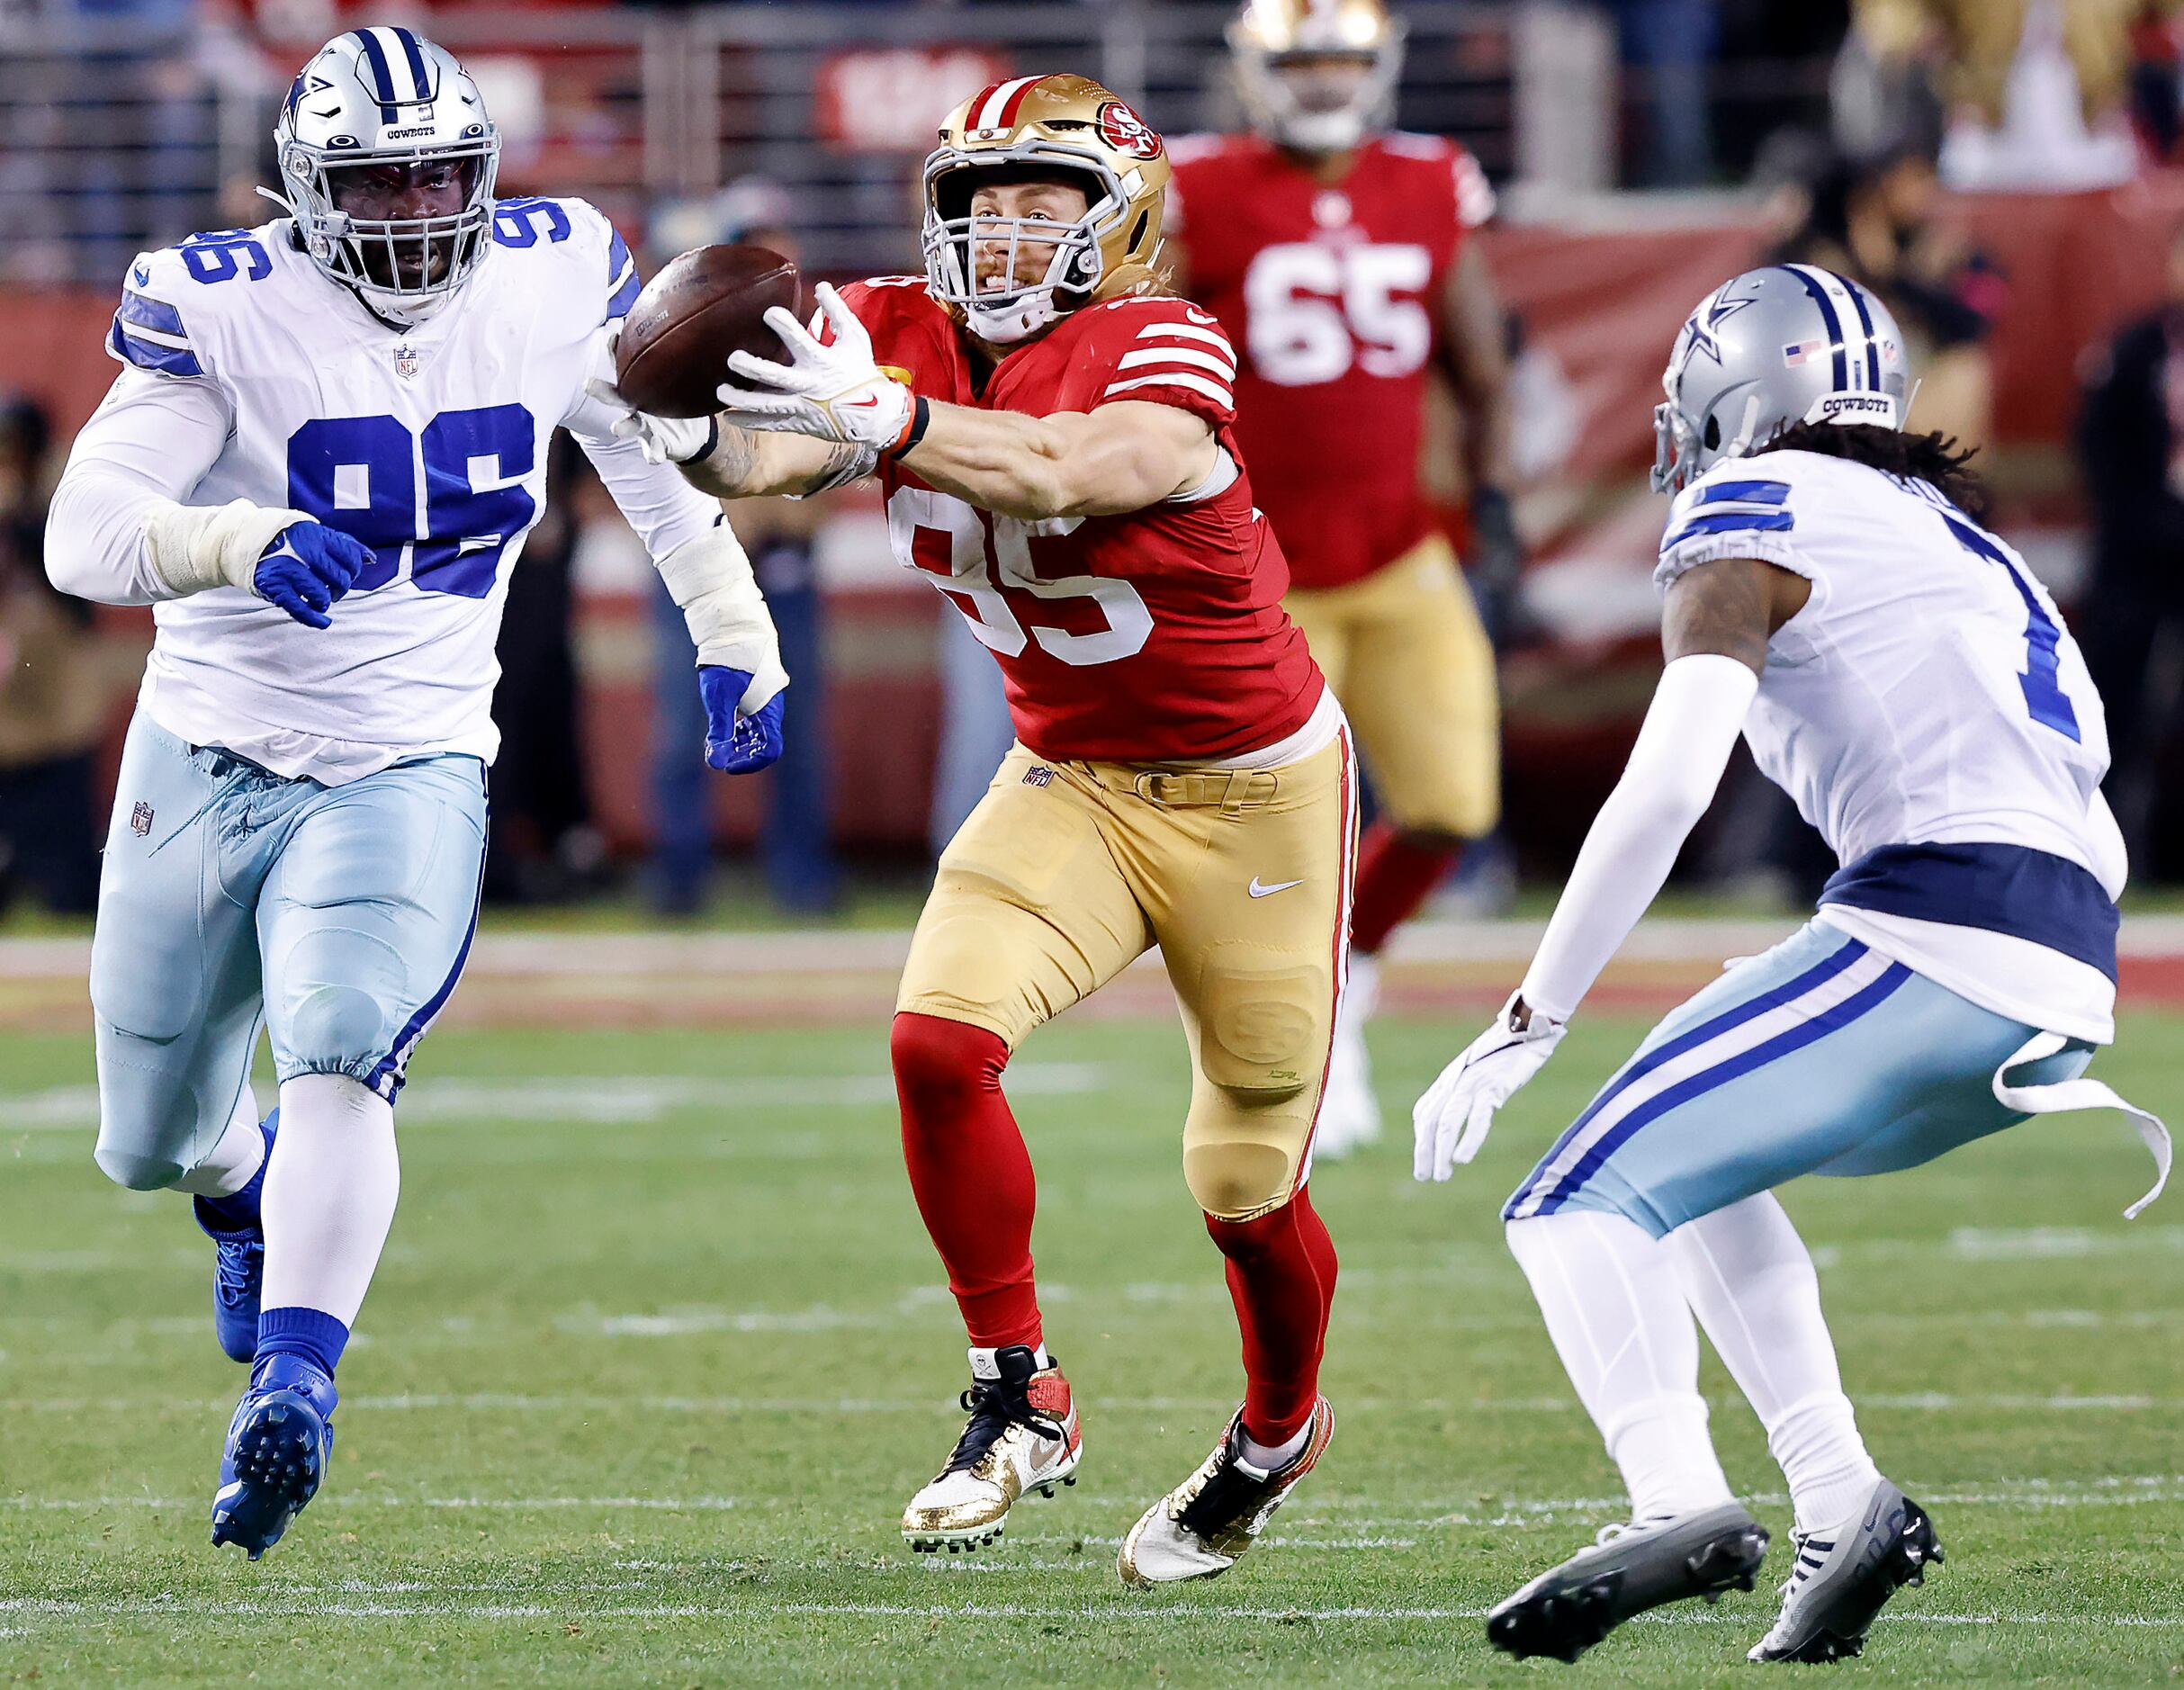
(1412, 557), (1805, 1180)
(709, 283), (1218, 520)
(900, 400), (1217, 522)
(47, 369), (372, 629)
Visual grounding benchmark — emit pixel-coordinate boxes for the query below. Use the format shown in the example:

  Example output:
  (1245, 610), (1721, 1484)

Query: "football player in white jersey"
(43, 28), (797, 1560)
(1410, 265), (2171, 1664)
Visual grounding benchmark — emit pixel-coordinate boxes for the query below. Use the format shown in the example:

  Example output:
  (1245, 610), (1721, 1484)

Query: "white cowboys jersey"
(94, 198), (714, 782)
(1658, 447), (2122, 1040)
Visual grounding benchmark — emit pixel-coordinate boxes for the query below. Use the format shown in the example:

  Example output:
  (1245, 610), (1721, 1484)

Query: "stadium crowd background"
(6, 0), (2184, 918)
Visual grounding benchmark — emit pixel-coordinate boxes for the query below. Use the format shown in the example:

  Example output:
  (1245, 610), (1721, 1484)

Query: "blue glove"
(254, 521), (376, 629)
(698, 665), (786, 775)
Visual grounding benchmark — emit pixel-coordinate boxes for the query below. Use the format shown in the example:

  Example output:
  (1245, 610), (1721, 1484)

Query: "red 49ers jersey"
(1168, 132), (1495, 589)
(836, 278), (1324, 765)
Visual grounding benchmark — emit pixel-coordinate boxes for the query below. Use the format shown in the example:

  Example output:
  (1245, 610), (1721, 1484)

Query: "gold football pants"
(1283, 533), (1499, 839)
(899, 733), (1357, 1221)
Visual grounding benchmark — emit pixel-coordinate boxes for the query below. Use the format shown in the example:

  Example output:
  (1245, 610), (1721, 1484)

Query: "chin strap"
(1992, 1030), (2171, 1219)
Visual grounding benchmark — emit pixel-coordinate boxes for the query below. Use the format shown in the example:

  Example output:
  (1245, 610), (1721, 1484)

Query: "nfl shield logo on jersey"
(130, 800), (153, 837)
(392, 345), (420, 381)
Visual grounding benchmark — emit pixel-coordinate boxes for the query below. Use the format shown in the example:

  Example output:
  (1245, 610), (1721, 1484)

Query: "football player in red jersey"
(594, 74), (1349, 1587)
(1165, 0), (1515, 1156)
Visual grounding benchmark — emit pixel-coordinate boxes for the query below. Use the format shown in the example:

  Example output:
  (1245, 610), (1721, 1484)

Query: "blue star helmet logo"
(1684, 290), (1757, 367)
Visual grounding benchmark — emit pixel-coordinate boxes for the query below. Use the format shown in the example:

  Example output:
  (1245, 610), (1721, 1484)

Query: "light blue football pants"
(1505, 921), (2097, 1237)
(89, 711), (487, 1191)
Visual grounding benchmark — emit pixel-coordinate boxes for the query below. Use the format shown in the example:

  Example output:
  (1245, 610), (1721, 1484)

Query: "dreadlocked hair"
(1761, 421), (1991, 521)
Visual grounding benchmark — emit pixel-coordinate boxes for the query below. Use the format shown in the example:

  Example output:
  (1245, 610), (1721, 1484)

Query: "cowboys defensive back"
(1411, 265), (2170, 1663)
(44, 28), (785, 1559)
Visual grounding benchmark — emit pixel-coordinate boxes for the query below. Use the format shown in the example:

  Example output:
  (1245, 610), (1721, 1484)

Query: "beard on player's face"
(328, 158), (478, 288)
(966, 177), (1092, 295)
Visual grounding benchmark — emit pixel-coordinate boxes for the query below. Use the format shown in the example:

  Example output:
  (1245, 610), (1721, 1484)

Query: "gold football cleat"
(1118, 1396), (1333, 1587)
(902, 1344), (1082, 1553)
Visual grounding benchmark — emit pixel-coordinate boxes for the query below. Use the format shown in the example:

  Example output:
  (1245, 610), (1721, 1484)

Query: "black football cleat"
(1487, 1502), (1770, 1663)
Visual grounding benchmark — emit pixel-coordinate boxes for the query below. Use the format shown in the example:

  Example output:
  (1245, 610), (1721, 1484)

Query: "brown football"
(614, 244), (803, 419)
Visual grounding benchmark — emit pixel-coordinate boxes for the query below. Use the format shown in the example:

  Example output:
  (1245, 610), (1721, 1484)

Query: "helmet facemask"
(923, 151), (1128, 346)
(282, 139), (499, 322)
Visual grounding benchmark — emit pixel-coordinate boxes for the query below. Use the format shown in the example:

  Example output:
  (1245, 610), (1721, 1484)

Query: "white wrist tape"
(657, 522), (787, 710)
(142, 498), (308, 599)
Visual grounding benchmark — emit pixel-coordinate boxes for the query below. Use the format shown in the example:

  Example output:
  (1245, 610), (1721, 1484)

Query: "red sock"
(1204, 1187), (1338, 1445)
(891, 1011), (1043, 1350)
(1348, 823), (1460, 956)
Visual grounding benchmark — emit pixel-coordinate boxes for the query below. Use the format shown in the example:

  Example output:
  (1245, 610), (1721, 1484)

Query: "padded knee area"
(1185, 1137), (1298, 1222)
(892, 1012), (1009, 1135)
(283, 982), (393, 1074)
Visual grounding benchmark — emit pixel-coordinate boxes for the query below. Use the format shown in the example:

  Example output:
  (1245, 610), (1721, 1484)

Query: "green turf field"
(1, 1011), (2180, 1686)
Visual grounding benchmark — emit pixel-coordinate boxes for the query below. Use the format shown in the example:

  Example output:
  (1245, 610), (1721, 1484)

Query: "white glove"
(583, 379), (714, 467)
(716, 282), (914, 452)
(1412, 993), (1568, 1182)
(584, 328), (715, 466)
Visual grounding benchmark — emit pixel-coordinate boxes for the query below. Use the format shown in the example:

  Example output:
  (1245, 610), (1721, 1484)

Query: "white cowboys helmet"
(272, 28), (500, 322)
(1653, 264), (1912, 494)
(1230, 0), (1406, 154)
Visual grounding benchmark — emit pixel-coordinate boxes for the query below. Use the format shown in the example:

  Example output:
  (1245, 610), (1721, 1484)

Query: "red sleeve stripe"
(1102, 370), (1235, 409)
(1116, 345), (1236, 379)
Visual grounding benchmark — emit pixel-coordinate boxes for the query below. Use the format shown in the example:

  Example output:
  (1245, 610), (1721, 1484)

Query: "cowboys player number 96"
(44, 28), (785, 1560)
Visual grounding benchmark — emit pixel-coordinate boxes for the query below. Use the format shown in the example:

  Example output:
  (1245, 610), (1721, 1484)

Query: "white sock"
(968, 1344), (1051, 1380)
(172, 1083), (264, 1199)
(1665, 1192), (1883, 1533)
(1238, 1419), (1312, 1474)
(259, 1074), (399, 1329)
(1506, 1210), (1737, 1521)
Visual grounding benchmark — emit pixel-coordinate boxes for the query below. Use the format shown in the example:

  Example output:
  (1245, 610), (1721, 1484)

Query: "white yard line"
(0, 1593), (2175, 1629)
(7, 1478), (2180, 1520)
(3, 1390), (2178, 1418)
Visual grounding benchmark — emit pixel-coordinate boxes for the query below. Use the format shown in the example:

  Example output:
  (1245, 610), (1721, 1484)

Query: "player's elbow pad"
(658, 522), (787, 708)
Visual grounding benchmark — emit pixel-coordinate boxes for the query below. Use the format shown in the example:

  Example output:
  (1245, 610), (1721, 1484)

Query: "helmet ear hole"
(1703, 414), (1721, 451)
(1128, 210), (1147, 252)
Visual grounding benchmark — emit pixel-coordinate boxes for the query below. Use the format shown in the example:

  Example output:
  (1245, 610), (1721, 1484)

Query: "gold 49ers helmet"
(921, 73), (1171, 346)
(1230, 0), (1406, 153)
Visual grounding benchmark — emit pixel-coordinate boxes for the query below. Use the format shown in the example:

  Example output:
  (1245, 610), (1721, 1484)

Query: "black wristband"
(885, 394), (931, 460)
(681, 416), (721, 467)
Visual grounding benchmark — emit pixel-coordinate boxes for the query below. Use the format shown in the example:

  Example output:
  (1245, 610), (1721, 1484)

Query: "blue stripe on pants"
(1530, 960), (1911, 1216)
(1502, 920), (2062, 1237)
(1517, 936), (1870, 1206)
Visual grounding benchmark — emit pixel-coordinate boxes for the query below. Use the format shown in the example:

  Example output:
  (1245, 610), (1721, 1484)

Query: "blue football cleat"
(211, 1353), (337, 1560)
(193, 1110), (278, 1364)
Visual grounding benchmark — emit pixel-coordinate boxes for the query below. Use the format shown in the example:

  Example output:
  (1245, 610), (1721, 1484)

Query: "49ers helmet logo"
(1095, 100), (1163, 160)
